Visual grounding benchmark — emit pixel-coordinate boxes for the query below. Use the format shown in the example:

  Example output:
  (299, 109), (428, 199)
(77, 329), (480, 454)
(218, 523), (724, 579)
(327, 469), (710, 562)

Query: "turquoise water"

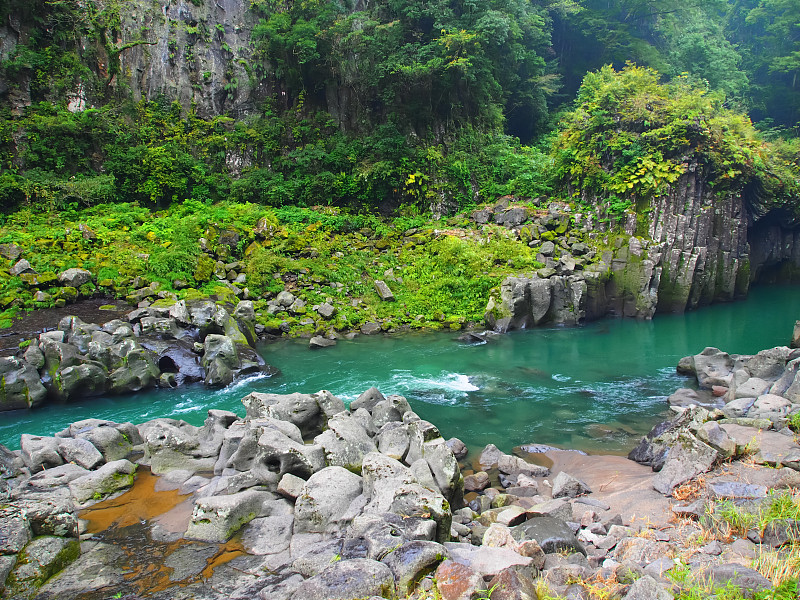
(2, 285), (798, 454)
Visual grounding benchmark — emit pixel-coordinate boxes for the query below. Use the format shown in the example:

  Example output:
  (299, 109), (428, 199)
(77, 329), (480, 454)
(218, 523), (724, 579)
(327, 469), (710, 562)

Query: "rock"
(376, 423), (410, 461)
(4, 536), (80, 598)
(31, 541), (125, 598)
(486, 564), (539, 600)
(552, 471), (591, 498)
(289, 558), (395, 600)
(57, 438), (104, 470)
(692, 348), (735, 388)
(373, 280), (395, 301)
(704, 563), (773, 597)
(0, 506), (32, 554)
(735, 377), (772, 399)
(435, 560), (485, 600)
(185, 489), (275, 542)
(10, 258), (34, 276)
(696, 421), (736, 459)
(708, 481), (768, 500)
(445, 438), (468, 459)
(294, 466), (364, 534)
(278, 473), (306, 500)
(19, 434), (64, 472)
(464, 472), (490, 492)
(0, 357), (48, 411)
(623, 574), (672, 600)
(11, 490), (77, 537)
(443, 542), (532, 577)
(512, 517), (585, 555)
(74, 423), (133, 462)
(351, 387), (387, 412)
(68, 459), (136, 503)
(653, 432), (717, 495)
(16, 464), (89, 493)
(255, 426), (325, 480)
(361, 322), (382, 335)
(498, 454), (550, 478)
(317, 303), (336, 319)
(381, 540), (448, 594)
(365, 479), (452, 544)
(748, 393), (793, 421)
(57, 268), (92, 287)
(242, 514), (294, 555)
(203, 334), (239, 386)
(0, 243), (22, 260)
(242, 391), (345, 439)
(613, 537), (675, 564)
(309, 336), (336, 349)
(315, 412), (377, 471)
(722, 397), (757, 419)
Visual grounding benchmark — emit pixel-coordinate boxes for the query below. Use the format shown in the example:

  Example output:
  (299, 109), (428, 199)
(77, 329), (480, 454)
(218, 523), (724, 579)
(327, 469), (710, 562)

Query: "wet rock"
(552, 472), (591, 498)
(185, 489), (275, 542)
(68, 459), (136, 503)
(435, 560), (484, 600)
(294, 466), (364, 535)
(289, 558), (395, 600)
(4, 536), (80, 598)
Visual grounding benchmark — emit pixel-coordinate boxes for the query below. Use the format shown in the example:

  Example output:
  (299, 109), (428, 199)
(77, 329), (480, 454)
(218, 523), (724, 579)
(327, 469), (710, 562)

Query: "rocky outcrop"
(483, 170), (799, 332)
(0, 299), (276, 412)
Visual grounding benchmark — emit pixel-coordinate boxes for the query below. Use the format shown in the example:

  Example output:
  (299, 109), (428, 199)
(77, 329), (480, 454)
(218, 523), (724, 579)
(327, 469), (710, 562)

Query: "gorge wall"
(485, 167), (800, 332)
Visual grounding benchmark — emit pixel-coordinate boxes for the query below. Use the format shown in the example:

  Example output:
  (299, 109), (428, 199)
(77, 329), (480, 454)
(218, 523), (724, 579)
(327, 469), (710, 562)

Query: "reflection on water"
(2, 285), (798, 455)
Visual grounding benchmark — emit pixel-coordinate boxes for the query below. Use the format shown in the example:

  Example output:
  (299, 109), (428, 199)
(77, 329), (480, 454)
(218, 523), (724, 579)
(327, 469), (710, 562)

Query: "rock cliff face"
(485, 167), (800, 332)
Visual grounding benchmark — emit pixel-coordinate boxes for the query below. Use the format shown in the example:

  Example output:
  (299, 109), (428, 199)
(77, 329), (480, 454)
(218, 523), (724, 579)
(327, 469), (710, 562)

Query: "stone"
(512, 517), (585, 555)
(735, 378), (772, 399)
(185, 489), (275, 542)
(376, 424), (410, 461)
(242, 391), (345, 439)
(4, 536), (80, 598)
(373, 280), (395, 301)
(748, 393), (793, 421)
(708, 481), (768, 500)
(19, 434), (64, 472)
(0, 507), (32, 554)
(315, 412), (377, 471)
(294, 466), (364, 535)
(722, 397), (757, 419)
(527, 499), (572, 522)
(278, 473), (306, 500)
(652, 432), (717, 495)
(445, 438), (468, 459)
(705, 563), (773, 597)
(317, 303), (336, 319)
(435, 560), (484, 600)
(464, 472), (490, 492)
(289, 558), (396, 600)
(10, 258), (34, 276)
(613, 538), (675, 564)
(381, 540), (448, 594)
(351, 387), (386, 412)
(486, 564), (539, 600)
(57, 268), (92, 287)
(696, 421), (737, 459)
(242, 514), (294, 555)
(0, 357), (48, 411)
(552, 471), (591, 498)
(443, 542), (532, 578)
(68, 459), (136, 503)
(623, 575), (672, 600)
(57, 437), (104, 470)
(364, 479), (451, 544)
(75, 423), (133, 462)
(693, 347), (735, 388)
(309, 336), (336, 349)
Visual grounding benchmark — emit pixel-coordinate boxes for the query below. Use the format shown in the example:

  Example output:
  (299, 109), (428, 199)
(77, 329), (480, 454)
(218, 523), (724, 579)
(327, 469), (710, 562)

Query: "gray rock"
(351, 387), (386, 412)
(203, 334), (239, 386)
(256, 427), (326, 479)
(317, 303), (336, 319)
(141, 419), (214, 475)
(361, 453), (416, 498)
(443, 542), (532, 577)
(435, 560), (485, 600)
(373, 280), (395, 301)
(498, 454), (550, 478)
(552, 471), (591, 498)
(57, 437), (104, 470)
(242, 514), (294, 555)
(309, 336), (336, 349)
(722, 397), (757, 419)
(289, 558), (396, 600)
(75, 423), (133, 462)
(371, 395), (412, 427)
(511, 517), (586, 555)
(294, 466), (364, 535)
(12, 490), (77, 537)
(314, 412), (377, 471)
(0, 357), (48, 411)
(422, 440), (463, 505)
(4, 536), (80, 598)
(705, 563), (773, 597)
(0, 506), (32, 554)
(527, 499), (572, 522)
(19, 435), (64, 472)
(57, 268), (92, 287)
(652, 432), (718, 495)
(376, 424), (410, 461)
(749, 393), (793, 421)
(10, 258), (34, 276)
(623, 574), (672, 600)
(185, 489), (275, 542)
(16, 464), (89, 492)
(278, 473), (306, 499)
(364, 479), (451, 544)
(486, 564), (539, 600)
(381, 540), (448, 594)
(242, 391), (345, 439)
(693, 347), (735, 389)
(735, 377), (772, 399)
(164, 544), (219, 582)
(29, 541), (124, 598)
(445, 437), (468, 460)
(708, 481), (767, 500)
(68, 459), (136, 503)
(696, 421), (736, 459)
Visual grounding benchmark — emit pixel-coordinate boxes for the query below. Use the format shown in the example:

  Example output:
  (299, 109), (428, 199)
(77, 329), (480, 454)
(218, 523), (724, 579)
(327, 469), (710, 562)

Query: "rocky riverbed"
(1, 334), (800, 599)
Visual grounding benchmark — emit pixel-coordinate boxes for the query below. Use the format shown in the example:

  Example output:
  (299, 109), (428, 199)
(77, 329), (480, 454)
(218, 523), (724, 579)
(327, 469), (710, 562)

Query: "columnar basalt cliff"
(485, 168), (799, 333)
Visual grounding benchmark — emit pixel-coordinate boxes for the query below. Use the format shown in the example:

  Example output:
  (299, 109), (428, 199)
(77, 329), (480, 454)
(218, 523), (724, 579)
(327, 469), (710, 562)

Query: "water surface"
(2, 285), (797, 454)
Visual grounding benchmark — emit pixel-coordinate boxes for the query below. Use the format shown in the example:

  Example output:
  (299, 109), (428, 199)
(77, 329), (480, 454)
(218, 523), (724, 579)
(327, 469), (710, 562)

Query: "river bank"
(1, 328), (800, 599)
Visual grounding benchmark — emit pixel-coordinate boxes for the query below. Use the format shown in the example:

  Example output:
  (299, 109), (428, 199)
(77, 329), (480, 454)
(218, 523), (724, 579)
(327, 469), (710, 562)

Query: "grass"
(703, 490), (800, 541)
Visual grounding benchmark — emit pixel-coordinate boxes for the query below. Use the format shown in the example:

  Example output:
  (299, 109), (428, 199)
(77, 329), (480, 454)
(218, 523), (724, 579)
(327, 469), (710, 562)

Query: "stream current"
(2, 284), (798, 455)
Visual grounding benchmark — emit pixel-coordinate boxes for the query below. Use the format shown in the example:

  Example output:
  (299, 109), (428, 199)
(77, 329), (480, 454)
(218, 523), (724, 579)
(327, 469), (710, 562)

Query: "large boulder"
(68, 459), (137, 504)
(19, 435), (64, 473)
(140, 419), (215, 474)
(0, 357), (48, 411)
(185, 489), (275, 543)
(315, 412), (377, 471)
(294, 466), (364, 535)
(4, 536), (80, 598)
(242, 391), (346, 439)
(289, 558), (396, 600)
(203, 334), (240, 386)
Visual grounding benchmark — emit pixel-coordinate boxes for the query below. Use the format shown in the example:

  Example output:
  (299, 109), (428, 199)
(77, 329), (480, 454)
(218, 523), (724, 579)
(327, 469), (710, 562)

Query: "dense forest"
(0, 0), (798, 214)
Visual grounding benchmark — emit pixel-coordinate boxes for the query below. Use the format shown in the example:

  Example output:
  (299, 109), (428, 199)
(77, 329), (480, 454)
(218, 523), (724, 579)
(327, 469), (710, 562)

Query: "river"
(1, 284), (798, 454)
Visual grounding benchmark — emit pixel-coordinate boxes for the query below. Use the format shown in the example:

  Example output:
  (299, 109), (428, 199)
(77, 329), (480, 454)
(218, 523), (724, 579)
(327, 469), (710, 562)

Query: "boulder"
(203, 334), (239, 386)
(57, 438), (104, 470)
(314, 412), (377, 471)
(376, 423), (410, 461)
(696, 421), (736, 459)
(108, 346), (159, 394)
(74, 423), (133, 462)
(289, 558), (395, 600)
(54, 362), (108, 401)
(256, 427), (325, 480)
(309, 336), (336, 349)
(141, 418), (217, 475)
(486, 564), (539, 600)
(20, 435), (64, 472)
(0, 506), (32, 554)
(241, 514), (294, 556)
(445, 438), (468, 460)
(435, 560), (485, 600)
(511, 517), (585, 555)
(185, 489), (275, 542)
(443, 542), (532, 578)
(57, 268), (92, 287)
(551, 471), (591, 498)
(11, 489), (77, 537)
(351, 387), (386, 412)
(0, 357), (48, 411)
(373, 280), (395, 301)
(242, 391), (346, 439)
(692, 347), (735, 388)
(365, 478), (452, 544)
(381, 540), (448, 594)
(68, 459), (136, 503)
(10, 258), (34, 276)
(652, 432), (718, 495)
(4, 536), (80, 598)
(704, 563), (773, 597)
(294, 466), (364, 535)
(623, 575), (673, 600)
